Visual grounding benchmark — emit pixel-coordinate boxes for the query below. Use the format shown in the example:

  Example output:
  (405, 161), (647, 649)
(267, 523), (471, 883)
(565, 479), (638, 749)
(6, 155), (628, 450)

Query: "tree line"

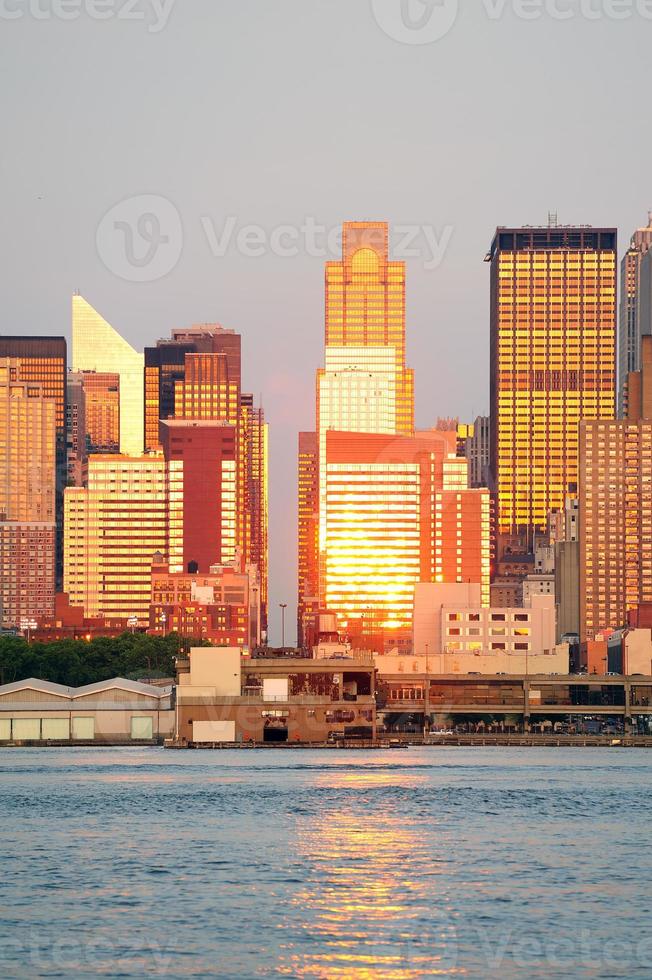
(0, 632), (201, 688)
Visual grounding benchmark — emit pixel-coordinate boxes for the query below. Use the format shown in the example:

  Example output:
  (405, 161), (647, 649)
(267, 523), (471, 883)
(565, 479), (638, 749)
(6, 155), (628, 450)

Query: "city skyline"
(4, 4), (652, 643)
(4, 8), (652, 976)
(3, 211), (649, 643)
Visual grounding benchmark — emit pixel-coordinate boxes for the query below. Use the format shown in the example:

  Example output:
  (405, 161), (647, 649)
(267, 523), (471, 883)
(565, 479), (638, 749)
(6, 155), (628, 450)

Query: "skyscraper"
(618, 213), (652, 416)
(323, 430), (490, 630)
(144, 325), (241, 452)
(79, 372), (120, 452)
(580, 335), (652, 640)
(307, 222), (490, 640)
(64, 455), (167, 621)
(317, 223), (414, 614)
(324, 221), (413, 434)
(297, 431), (319, 647)
(0, 360), (57, 627)
(146, 324), (267, 626)
(144, 342), (194, 453)
(0, 338), (67, 442)
(465, 416), (490, 488)
(239, 395), (268, 626)
(72, 295), (144, 456)
(0, 337), (66, 585)
(66, 371), (121, 485)
(489, 222), (617, 557)
(66, 372), (86, 487)
(160, 420), (238, 573)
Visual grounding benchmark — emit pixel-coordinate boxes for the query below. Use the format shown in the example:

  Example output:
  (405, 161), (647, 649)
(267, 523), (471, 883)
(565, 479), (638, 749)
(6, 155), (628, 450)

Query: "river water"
(1, 746), (650, 978)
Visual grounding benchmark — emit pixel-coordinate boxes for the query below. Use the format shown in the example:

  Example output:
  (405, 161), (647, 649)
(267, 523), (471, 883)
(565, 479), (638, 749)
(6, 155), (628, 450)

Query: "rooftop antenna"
(548, 211), (558, 228)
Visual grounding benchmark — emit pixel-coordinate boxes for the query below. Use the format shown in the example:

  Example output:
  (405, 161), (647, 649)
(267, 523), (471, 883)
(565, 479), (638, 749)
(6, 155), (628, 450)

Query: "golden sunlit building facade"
(489, 224), (617, 554)
(307, 222), (490, 640)
(169, 343), (268, 627)
(80, 371), (120, 452)
(297, 431), (319, 647)
(239, 397), (268, 624)
(580, 336), (652, 639)
(0, 360), (57, 627)
(72, 294), (144, 457)
(325, 221), (413, 435)
(317, 223), (415, 628)
(324, 431), (491, 632)
(64, 455), (167, 622)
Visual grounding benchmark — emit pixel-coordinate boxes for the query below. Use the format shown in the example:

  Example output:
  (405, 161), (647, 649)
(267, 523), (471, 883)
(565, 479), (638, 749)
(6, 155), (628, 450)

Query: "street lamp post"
(280, 603), (287, 650)
(160, 612), (167, 638)
(424, 642), (430, 737)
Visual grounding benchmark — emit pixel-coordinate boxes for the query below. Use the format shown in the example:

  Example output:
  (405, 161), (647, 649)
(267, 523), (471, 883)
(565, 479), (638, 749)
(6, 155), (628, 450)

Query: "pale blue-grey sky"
(1, 1), (650, 642)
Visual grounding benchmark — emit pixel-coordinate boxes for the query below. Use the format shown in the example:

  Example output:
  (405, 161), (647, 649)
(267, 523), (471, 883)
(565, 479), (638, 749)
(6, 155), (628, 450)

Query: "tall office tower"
(317, 223), (415, 619)
(297, 431), (319, 647)
(160, 420), (237, 573)
(324, 221), (413, 434)
(72, 295), (144, 456)
(465, 416), (491, 488)
(0, 360), (56, 627)
(309, 222), (490, 639)
(174, 352), (240, 422)
(156, 330), (267, 625)
(80, 372), (120, 452)
(67, 370), (121, 484)
(0, 338), (67, 454)
(580, 335), (652, 640)
(144, 326), (241, 451)
(144, 342), (193, 452)
(63, 455), (167, 622)
(0, 337), (67, 582)
(323, 430), (490, 631)
(66, 373), (86, 487)
(618, 214), (652, 416)
(489, 222), (617, 559)
(239, 395), (268, 626)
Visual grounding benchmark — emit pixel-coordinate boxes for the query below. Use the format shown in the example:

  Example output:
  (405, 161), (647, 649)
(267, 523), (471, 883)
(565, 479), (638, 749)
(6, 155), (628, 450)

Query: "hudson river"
(1, 747), (651, 978)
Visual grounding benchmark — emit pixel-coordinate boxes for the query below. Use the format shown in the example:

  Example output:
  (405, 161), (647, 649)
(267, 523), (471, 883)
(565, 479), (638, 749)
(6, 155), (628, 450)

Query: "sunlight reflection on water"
(1, 747), (651, 979)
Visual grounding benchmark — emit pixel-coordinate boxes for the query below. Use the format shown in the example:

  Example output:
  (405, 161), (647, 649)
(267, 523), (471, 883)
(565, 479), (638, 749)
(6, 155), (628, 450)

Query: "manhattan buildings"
(145, 325), (268, 623)
(297, 431), (319, 647)
(72, 295), (144, 456)
(618, 213), (652, 415)
(0, 360), (57, 627)
(64, 455), (168, 621)
(299, 221), (490, 647)
(580, 336), (652, 639)
(0, 336), (67, 587)
(489, 222), (617, 560)
(63, 304), (268, 633)
(323, 430), (490, 632)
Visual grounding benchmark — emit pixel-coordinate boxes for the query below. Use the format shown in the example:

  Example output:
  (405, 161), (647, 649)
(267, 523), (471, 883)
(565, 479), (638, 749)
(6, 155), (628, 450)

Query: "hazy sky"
(2, 1), (651, 642)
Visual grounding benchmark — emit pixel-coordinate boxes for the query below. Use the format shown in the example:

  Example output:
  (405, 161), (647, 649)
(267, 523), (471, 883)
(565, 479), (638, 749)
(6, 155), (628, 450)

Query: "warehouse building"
(0, 677), (173, 743)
